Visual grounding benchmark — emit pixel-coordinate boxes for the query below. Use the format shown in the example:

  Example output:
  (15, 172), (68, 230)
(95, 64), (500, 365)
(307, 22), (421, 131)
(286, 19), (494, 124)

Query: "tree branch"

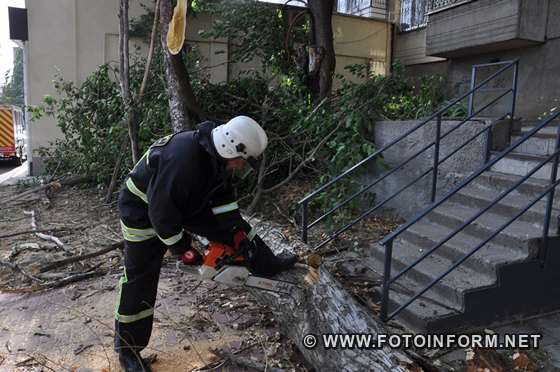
(137, 0), (162, 102)
(39, 241), (123, 273)
(262, 121), (342, 194)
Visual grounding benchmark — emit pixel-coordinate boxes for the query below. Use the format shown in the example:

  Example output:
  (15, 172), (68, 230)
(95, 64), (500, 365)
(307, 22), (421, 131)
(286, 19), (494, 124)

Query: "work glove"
(238, 234), (297, 277)
(168, 233), (192, 256)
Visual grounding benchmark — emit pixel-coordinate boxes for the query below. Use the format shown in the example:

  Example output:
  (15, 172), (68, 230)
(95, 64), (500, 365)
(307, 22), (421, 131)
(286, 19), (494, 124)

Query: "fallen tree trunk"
(1, 175), (93, 206)
(248, 219), (415, 371)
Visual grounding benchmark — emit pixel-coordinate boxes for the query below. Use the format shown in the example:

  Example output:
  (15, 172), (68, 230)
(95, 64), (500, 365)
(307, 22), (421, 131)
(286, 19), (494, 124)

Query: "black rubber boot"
(249, 235), (297, 277)
(118, 349), (152, 372)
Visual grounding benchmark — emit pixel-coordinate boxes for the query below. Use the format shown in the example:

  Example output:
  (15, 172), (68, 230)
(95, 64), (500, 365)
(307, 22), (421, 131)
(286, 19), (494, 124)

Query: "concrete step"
(450, 181), (560, 226)
(369, 239), (496, 312)
(427, 201), (553, 251)
(520, 124), (560, 136)
(474, 171), (553, 199)
(511, 133), (557, 156)
(379, 282), (460, 332)
(490, 152), (560, 180)
(401, 220), (530, 276)
(358, 256), (460, 331)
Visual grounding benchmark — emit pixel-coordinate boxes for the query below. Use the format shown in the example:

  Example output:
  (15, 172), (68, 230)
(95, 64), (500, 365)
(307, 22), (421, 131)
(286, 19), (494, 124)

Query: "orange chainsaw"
(176, 231), (297, 295)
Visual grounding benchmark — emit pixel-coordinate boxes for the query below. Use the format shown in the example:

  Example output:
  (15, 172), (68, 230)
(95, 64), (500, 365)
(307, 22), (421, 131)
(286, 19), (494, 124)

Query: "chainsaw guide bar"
(176, 262), (299, 295)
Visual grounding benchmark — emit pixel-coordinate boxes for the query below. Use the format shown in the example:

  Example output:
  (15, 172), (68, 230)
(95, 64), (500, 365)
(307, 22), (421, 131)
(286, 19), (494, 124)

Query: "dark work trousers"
(114, 237), (167, 353)
(114, 206), (238, 353)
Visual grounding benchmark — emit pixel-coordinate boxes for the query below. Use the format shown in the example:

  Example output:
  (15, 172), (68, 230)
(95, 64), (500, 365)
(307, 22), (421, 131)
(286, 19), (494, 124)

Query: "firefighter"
(115, 116), (297, 371)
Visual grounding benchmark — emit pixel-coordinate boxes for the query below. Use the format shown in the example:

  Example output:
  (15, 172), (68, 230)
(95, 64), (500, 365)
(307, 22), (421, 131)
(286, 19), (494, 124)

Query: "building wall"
(24, 1), (392, 174)
(25, 0), (148, 174)
(394, 28), (445, 65)
(394, 0), (560, 121)
(333, 13), (392, 80)
(184, 12), (229, 84)
(426, 0), (548, 58)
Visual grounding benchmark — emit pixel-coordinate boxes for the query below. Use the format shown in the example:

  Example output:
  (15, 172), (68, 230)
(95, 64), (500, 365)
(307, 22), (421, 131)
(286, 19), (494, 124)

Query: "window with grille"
(337, 0), (388, 18)
(400, 0), (427, 31)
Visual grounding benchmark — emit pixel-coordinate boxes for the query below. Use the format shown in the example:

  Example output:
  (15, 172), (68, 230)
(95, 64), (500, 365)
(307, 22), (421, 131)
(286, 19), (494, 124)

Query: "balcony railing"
(427, 0), (472, 14)
(400, 0), (474, 31)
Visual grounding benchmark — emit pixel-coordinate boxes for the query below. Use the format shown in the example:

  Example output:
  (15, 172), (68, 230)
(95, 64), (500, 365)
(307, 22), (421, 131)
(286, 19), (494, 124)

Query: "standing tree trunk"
(307, 0), (336, 102)
(106, 0), (161, 202)
(159, 0), (205, 133)
(118, 0), (140, 163)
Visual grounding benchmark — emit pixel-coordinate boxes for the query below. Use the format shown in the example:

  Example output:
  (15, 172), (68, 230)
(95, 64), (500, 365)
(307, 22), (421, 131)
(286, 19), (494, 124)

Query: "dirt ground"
(2, 178), (556, 372)
(0, 183), (307, 371)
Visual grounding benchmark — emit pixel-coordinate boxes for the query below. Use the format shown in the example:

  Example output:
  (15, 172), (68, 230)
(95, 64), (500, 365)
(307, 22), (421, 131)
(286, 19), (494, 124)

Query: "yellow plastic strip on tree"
(166, 0), (187, 55)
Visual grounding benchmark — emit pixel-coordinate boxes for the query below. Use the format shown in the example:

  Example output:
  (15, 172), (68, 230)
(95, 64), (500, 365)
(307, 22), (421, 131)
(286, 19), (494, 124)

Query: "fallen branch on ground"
(0, 260), (44, 283)
(23, 210), (66, 250)
(39, 241), (123, 273)
(0, 227), (73, 240)
(45, 271), (104, 289)
(1, 175), (93, 206)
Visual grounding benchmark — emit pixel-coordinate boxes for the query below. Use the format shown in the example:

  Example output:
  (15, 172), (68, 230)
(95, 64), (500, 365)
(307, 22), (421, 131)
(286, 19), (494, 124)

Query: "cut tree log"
(248, 219), (417, 371)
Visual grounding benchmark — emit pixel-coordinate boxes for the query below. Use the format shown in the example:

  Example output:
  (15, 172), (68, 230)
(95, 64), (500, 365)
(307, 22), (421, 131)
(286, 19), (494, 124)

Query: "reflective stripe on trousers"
(121, 220), (183, 246)
(114, 269), (155, 323)
(120, 220), (156, 242)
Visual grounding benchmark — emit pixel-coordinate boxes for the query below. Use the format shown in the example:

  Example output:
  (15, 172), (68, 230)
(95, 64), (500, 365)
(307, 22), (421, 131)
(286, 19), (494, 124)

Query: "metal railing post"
(301, 201), (308, 244)
(380, 239), (393, 321)
(296, 60), (519, 253)
(541, 122), (560, 265)
(431, 114), (442, 203)
(511, 60), (519, 120)
(468, 66), (477, 117)
(485, 126), (493, 165)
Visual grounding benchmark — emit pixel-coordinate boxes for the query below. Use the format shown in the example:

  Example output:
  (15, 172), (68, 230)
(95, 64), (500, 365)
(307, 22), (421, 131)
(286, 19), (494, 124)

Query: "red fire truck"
(0, 105), (26, 165)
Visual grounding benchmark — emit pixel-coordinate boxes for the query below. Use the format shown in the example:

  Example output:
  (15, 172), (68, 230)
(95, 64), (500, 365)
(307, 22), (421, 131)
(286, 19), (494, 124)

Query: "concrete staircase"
(366, 119), (560, 331)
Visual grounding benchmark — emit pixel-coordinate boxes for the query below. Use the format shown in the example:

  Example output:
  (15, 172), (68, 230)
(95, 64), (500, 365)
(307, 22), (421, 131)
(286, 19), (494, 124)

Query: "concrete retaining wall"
(369, 119), (489, 219)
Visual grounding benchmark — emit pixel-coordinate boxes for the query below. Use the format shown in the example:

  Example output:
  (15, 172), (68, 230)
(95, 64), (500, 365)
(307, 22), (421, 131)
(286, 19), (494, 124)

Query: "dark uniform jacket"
(118, 121), (251, 250)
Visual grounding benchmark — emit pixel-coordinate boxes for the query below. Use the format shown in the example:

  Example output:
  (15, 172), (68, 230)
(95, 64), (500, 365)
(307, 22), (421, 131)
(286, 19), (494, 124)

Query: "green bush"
(36, 50), (171, 184)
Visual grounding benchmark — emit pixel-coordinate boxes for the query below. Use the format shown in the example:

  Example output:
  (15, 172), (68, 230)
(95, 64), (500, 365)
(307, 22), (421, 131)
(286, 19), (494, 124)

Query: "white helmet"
(212, 116), (268, 168)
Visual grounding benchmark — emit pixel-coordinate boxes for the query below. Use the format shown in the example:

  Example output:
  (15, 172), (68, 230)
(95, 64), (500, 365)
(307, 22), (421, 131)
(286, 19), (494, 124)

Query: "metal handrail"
(308, 141), (435, 229)
(299, 60), (516, 204)
(388, 177), (560, 320)
(314, 166), (436, 251)
(394, 148), (560, 285)
(380, 110), (560, 320)
(380, 110), (560, 246)
(298, 60), (519, 246)
(312, 89), (514, 248)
